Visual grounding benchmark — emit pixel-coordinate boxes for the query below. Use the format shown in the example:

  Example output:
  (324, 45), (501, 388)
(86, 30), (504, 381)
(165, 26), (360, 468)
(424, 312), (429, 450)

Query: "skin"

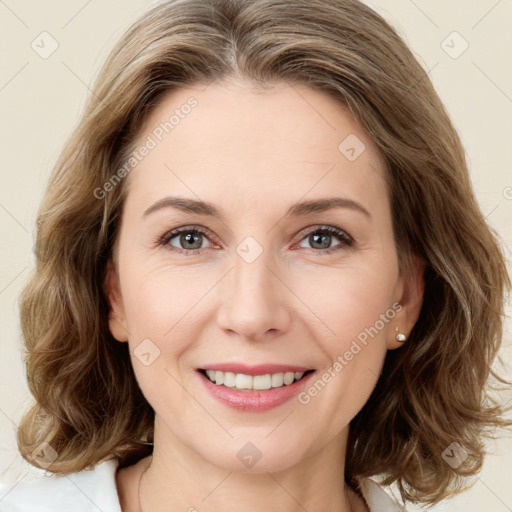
(106, 78), (424, 512)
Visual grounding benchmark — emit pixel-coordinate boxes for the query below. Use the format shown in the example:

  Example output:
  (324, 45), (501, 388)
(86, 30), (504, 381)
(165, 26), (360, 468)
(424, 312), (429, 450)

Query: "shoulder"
(0, 458), (122, 512)
(357, 477), (407, 512)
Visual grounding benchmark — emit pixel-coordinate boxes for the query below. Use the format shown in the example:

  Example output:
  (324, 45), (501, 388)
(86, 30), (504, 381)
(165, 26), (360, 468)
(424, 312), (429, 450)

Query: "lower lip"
(198, 370), (316, 412)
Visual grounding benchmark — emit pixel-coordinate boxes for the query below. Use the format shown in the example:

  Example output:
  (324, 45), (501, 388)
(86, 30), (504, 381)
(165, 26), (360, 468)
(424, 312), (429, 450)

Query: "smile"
(197, 364), (317, 412)
(200, 369), (314, 391)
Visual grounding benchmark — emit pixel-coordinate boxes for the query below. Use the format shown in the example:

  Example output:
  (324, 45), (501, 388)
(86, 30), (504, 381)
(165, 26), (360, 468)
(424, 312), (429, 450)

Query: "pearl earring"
(395, 326), (407, 342)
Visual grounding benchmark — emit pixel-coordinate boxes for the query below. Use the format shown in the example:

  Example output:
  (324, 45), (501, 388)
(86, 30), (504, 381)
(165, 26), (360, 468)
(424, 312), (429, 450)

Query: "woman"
(1, 0), (510, 510)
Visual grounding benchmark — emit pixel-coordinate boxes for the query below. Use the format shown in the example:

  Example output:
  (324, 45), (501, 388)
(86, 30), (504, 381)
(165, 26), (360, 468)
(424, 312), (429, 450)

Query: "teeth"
(253, 374), (272, 390)
(235, 373), (252, 389)
(203, 370), (306, 390)
(283, 372), (294, 385)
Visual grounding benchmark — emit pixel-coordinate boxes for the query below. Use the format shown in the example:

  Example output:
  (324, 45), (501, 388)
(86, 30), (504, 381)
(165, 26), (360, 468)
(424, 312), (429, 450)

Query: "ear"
(104, 259), (129, 342)
(387, 254), (425, 350)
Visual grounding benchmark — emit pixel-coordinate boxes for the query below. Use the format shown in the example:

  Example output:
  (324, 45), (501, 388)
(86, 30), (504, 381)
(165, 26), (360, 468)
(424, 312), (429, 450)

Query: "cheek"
(122, 262), (207, 337)
(293, 260), (399, 347)
(296, 277), (392, 441)
(119, 262), (218, 397)
(292, 261), (397, 415)
(120, 268), (202, 409)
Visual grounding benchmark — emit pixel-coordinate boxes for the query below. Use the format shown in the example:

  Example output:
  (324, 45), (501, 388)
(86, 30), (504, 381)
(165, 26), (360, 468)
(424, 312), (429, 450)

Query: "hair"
(17, 0), (510, 506)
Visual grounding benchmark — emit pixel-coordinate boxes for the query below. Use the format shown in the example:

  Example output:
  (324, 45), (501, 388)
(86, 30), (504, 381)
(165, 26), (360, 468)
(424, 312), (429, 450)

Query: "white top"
(0, 458), (406, 511)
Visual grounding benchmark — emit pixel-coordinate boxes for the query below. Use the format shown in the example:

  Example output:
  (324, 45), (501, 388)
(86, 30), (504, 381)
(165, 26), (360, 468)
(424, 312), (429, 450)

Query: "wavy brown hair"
(17, 0), (510, 506)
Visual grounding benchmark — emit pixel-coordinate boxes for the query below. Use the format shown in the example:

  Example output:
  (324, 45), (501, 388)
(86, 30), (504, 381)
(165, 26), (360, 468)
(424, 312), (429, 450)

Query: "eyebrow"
(142, 196), (371, 220)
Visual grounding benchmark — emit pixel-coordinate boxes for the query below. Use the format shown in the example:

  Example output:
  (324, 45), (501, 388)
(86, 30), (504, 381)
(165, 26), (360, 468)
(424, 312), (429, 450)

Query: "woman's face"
(106, 78), (423, 473)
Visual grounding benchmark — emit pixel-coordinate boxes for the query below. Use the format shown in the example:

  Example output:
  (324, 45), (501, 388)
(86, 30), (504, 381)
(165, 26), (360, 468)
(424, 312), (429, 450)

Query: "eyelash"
(155, 225), (354, 256)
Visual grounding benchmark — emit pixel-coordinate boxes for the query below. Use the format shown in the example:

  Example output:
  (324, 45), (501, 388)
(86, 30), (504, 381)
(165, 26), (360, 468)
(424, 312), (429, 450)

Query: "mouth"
(197, 368), (316, 392)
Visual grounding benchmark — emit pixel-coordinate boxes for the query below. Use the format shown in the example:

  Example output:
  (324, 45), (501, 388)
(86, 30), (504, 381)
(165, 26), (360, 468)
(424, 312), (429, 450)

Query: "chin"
(198, 433), (312, 474)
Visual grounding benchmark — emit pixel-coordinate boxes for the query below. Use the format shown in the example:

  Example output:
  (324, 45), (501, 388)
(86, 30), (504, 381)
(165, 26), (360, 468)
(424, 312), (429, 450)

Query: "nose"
(216, 244), (292, 341)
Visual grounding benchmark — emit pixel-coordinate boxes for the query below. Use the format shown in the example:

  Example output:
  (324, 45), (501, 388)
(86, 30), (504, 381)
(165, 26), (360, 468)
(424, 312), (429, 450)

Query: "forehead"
(123, 79), (388, 215)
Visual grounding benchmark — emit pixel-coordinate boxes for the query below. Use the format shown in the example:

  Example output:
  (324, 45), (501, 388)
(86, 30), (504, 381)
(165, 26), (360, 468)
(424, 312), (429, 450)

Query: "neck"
(133, 417), (364, 512)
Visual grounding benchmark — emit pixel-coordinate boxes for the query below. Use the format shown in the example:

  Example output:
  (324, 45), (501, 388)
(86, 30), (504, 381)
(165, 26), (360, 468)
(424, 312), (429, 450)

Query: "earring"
(395, 326), (407, 343)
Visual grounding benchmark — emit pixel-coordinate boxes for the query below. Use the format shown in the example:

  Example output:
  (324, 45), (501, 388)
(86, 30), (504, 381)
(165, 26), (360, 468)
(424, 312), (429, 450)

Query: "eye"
(156, 224), (354, 255)
(157, 226), (215, 254)
(296, 225), (354, 254)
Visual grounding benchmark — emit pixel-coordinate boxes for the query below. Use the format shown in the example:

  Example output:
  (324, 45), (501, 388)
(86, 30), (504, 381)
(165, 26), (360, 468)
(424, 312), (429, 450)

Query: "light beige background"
(1, 1), (511, 510)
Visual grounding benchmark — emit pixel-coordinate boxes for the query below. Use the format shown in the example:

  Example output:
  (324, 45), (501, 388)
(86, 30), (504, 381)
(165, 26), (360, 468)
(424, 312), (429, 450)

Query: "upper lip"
(199, 363), (314, 376)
